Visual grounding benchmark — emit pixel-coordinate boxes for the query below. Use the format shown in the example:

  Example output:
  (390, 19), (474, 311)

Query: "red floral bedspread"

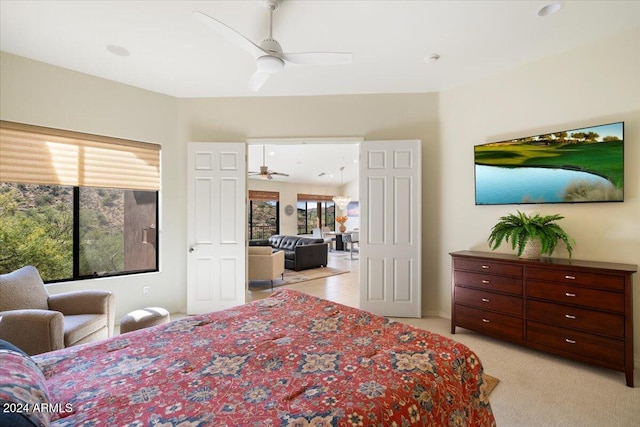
(34, 289), (495, 426)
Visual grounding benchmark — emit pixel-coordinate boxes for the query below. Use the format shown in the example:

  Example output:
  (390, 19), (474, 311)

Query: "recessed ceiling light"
(106, 44), (130, 57)
(537, 2), (563, 17)
(269, 151), (275, 156)
(424, 54), (440, 64)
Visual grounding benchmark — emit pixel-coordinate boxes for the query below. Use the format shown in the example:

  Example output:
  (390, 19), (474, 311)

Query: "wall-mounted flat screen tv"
(475, 122), (624, 205)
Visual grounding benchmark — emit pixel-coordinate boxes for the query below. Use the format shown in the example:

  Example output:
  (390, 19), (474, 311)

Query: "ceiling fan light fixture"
(257, 55), (285, 73)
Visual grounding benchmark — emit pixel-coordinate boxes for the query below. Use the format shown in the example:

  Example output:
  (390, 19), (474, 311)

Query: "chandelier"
(332, 195), (351, 210)
(332, 166), (351, 210)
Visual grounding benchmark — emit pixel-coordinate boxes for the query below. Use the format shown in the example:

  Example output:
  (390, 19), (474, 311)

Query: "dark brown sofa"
(250, 235), (328, 271)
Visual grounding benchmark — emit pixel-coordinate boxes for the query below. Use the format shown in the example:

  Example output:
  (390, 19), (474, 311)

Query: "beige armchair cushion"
(0, 266), (115, 355)
(0, 266), (49, 311)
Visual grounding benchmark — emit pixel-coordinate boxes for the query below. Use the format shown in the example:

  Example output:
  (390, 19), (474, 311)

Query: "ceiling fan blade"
(248, 70), (271, 91)
(271, 172), (290, 177)
(193, 11), (267, 59)
(282, 52), (353, 67)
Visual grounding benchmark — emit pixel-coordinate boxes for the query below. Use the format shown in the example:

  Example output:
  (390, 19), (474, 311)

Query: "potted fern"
(487, 211), (574, 259)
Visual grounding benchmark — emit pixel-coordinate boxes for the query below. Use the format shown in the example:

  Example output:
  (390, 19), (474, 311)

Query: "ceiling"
(1, 1), (638, 99)
(1, 1), (638, 186)
(248, 142), (360, 186)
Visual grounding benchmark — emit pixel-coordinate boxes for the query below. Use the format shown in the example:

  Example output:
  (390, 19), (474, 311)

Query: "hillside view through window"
(0, 183), (157, 282)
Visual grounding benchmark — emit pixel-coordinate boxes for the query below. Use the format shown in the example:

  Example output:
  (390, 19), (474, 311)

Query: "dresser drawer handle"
(481, 298), (490, 303)
(565, 275), (576, 280)
(565, 314), (576, 320)
(565, 338), (576, 344)
(482, 318), (490, 323)
(481, 279), (490, 284)
(565, 292), (576, 297)
(481, 265), (490, 269)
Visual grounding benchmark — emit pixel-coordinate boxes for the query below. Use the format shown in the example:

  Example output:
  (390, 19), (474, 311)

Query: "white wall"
(248, 178), (359, 234)
(248, 178), (340, 236)
(0, 52), (184, 320)
(439, 27), (640, 359)
(341, 179), (360, 231)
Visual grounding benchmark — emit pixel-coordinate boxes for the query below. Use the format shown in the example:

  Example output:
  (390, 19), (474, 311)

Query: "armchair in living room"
(248, 246), (285, 290)
(0, 266), (115, 355)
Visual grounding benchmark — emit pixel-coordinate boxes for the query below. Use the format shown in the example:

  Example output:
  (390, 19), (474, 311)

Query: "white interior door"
(359, 140), (422, 317)
(187, 142), (246, 314)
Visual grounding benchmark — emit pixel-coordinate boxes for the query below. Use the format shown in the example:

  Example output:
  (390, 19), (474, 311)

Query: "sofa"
(250, 235), (328, 271)
(248, 246), (285, 289)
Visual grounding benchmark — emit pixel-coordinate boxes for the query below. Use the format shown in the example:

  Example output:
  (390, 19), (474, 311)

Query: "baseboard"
(421, 310), (449, 319)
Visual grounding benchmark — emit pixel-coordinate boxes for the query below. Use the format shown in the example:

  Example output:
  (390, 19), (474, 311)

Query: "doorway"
(246, 137), (362, 293)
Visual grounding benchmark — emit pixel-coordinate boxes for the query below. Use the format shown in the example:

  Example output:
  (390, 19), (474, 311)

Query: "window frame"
(1, 184), (161, 284)
(296, 194), (335, 235)
(1, 121), (161, 283)
(248, 199), (280, 240)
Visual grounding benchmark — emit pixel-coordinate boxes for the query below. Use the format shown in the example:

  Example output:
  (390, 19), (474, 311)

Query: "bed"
(2, 289), (495, 426)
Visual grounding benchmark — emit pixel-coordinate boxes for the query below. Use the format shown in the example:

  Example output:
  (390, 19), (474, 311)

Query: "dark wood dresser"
(450, 250), (637, 387)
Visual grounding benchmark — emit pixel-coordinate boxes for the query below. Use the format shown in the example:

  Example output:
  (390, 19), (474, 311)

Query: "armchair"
(0, 266), (115, 355)
(248, 246), (285, 290)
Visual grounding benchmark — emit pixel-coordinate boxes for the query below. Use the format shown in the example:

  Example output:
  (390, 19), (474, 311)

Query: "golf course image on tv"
(475, 122), (624, 205)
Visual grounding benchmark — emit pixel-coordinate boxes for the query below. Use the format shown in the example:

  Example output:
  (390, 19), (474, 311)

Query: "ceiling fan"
(248, 146), (289, 180)
(193, 0), (353, 91)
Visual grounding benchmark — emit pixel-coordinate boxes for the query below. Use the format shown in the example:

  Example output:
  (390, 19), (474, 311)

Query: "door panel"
(187, 142), (246, 314)
(359, 140), (421, 317)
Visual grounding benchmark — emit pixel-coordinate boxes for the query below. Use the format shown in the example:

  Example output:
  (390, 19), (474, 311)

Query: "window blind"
(0, 121), (160, 191)
(248, 190), (279, 201)
(297, 193), (334, 202)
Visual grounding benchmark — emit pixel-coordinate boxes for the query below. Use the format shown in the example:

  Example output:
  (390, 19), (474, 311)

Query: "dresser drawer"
(526, 280), (624, 313)
(527, 321), (624, 367)
(454, 271), (522, 295)
(455, 304), (523, 342)
(526, 267), (624, 291)
(455, 286), (522, 316)
(526, 300), (624, 338)
(454, 258), (522, 278)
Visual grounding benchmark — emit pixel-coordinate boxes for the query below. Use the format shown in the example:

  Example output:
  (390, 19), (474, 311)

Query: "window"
(0, 183), (73, 281)
(248, 190), (279, 239)
(296, 194), (335, 235)
(0, 121), (160, 282)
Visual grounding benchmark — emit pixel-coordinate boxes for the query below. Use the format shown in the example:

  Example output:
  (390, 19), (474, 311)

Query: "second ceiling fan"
(248, 145), (289, 180)
(194, 0), (353, 91)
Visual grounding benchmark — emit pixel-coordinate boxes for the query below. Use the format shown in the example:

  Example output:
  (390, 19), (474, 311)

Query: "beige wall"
(248, 179), (341, 236)
(439, 28), (640, 361)
(177, 92), (440, 310)
(0, 52), (184, 320)
(1, 27), (638, 363)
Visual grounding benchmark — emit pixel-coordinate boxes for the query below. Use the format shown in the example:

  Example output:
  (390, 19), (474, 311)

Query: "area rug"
(484, 373), (500, 396)
(250, 266), (349, 290)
